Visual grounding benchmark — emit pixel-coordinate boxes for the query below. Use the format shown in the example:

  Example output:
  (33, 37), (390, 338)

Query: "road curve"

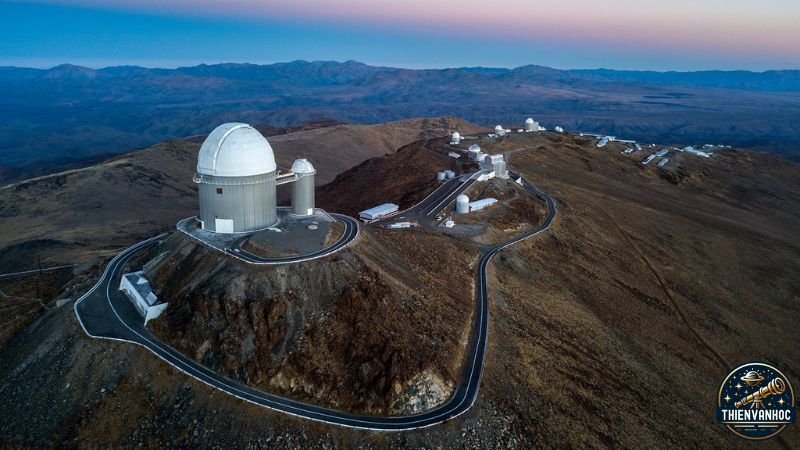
(74, 177), (556, 431)
(176, 214), (360, 266)
(227, 214), (360, 265)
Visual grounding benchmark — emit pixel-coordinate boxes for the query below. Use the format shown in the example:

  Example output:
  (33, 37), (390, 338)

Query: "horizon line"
(1, 59), (799, 74)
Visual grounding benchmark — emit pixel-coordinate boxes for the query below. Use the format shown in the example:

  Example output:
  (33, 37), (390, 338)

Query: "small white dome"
(291, 158), (315, 174)
(451, 131), (461, 139)
(525, 118), (535, 124)
(495, 125), (504, 131)
(456, 194), (469, 203)
(197, 123), (276, 177)
(468, 144), (481, 152)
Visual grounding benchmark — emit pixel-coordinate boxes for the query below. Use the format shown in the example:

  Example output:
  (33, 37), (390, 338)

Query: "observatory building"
(450, 131), (462, 145)
(194, 123), (317, 234)
(195, 123), (278, 233)
(468, 144), (483, 161)
(524, 118), (539, 132)
(290, 159), (316, 217)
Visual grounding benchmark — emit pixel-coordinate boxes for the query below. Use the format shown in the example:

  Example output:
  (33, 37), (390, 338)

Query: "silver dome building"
(194, 123), (278, 233)
(290, 158), (316, 217)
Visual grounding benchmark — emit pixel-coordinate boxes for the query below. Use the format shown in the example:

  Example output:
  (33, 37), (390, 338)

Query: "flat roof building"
(359, 203), (399, 221)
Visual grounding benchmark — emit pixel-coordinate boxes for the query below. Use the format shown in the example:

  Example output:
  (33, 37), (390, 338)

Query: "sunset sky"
(2, 0), (798, 70)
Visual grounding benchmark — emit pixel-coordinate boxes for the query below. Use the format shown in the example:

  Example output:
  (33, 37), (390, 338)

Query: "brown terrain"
(145, 227), (477, 415)
(1, 123), (799, 448)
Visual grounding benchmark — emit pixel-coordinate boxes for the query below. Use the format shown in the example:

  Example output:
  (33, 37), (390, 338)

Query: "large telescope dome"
(197, 123), (277, 177)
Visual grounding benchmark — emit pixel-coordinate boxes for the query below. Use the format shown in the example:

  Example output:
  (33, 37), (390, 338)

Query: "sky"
(1, 0), (799, 71)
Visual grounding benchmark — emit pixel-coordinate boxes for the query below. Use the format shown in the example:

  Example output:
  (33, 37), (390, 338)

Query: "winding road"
(73, 175), (556, 431)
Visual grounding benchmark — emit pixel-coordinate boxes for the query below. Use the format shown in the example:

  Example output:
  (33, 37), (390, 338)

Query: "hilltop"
(1, 124), (798, 447)
(0, 116), (481, 269)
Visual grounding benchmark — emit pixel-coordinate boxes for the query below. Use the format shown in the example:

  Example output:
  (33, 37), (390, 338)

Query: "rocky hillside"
(142, 225), (477, 415)
(0, 125), (798, 447)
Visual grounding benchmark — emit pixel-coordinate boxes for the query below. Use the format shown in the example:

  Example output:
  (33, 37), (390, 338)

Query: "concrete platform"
(177, 207), (340, 258)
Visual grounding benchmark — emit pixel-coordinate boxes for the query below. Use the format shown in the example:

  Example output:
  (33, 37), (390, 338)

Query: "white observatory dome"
(525, 118), (534, 124)
(291, 158), (316, 174)
(452, 131), (461, 139)
(197, 123), (277, 177)
(456, 194), (469, 202)
(495, 125), (504, 131)
(468, 144), (481, 152)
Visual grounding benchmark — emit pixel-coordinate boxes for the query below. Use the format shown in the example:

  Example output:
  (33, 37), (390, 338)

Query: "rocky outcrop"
(145, 229), (477, 414)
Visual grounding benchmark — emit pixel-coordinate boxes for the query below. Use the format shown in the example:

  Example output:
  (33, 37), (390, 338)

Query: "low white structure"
(437, 172), (446, 181)
(658, 158), (669, 167)
(468, 198), (498, 212)
(450, 131), (462, 145)
(494, 125), (508, 136)
(388, 222), (414, 229)
(448, 152), (461, 159)
(359, 203), (399, 221)
(119, 271), (168, 325)
(554, 126), (564, 133)
(444, 170), (456, 179)
(683, 146), (712, 158)
(456, 195), (470, 214)
(444, 220), (455, 228)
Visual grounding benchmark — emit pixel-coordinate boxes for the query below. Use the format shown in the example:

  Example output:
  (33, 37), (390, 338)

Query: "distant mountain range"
(2, 60), (799, 181)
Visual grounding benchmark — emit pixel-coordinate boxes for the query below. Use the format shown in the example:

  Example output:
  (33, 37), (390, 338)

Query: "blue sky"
(1, 1), (798, 70)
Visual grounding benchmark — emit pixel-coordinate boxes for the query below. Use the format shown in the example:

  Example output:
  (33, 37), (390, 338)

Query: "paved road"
(226, 214), (360, 265)
(373, 170), (487, 228)
(74, 176), (556, 431)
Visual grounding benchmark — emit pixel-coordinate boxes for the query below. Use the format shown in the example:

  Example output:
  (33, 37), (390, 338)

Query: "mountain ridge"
(2, 60), (799, 177)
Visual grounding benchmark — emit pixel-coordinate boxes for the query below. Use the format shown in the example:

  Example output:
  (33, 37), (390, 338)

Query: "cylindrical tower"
(194, 123), (278, 233)
(468, 144), (481, 161)
(291, 158), (316, 217)
(450, 131), (461, 145)
(525, 118), (539, 132)
(456, 194), (470, 214)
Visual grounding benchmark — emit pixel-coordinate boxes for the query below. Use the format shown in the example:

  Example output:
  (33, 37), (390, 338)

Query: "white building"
(359, 203), (399, 221)
(388, 222), (414, 229)
(494, 125), (507, 136)
(683, 146), (712, 158)
(468, 144), (483, 161)
(450, 131), (462, 145)
(456, 195), (470, 214)
(554, 126), (564, 133)
(482, 154), (509, 179)
(468, 198), (498, 212)
(119, 271), (168, 325)
(525, 118), (539, 132)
